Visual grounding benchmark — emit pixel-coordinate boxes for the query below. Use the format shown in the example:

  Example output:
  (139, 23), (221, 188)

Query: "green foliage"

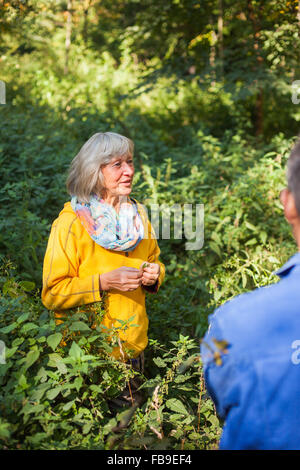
(1, 0), (299, 450)
(104, 336), (221, 450)
(0, 271), (220, 450)
(0, 269), (130, 449)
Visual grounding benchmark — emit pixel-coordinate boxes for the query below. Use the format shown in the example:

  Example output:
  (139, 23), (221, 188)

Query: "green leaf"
(20, 322), (39, 333)
(245, 237), (257, 246)
(21, 403), (44, 416)
(69, 321), (91, 332)
(56, 362), (68, 375)
(5, 346), (18, 359)
(24, 349), (40, 370)
(73, 376), (83, 391)
(211, 232), (222, 246)
(177, 355), (197, 374)
(0, 419), (11, 441)
(19, 280), (35, 292)
(188, 432), (201, 440)
(208, 414), (219, 426)
(47, 333), (63, 351)
(69, 341), (84, 360)
(0, 322), (17, 334)
(48, 353), (68, 374)
(47, 386), (62, 400)
(102, 418), (117, 436)
(209, 241), (222, 257)
(166, 398), (189, 415)
(169, 413), (187, 422)
(115, 405), (138, 429)
(16, 312), (30, 324)
(36, 367), (48, 383)
(26, 433), (48, 445)
(244, 221), (257, 231)
(82, 422), (93, 435)
(153, 357), (167, 367)
(63, 400), (75, 411)
(30, 383), (50, 401)
(260, 231), (267, 245)
(18, 374), (28, 390)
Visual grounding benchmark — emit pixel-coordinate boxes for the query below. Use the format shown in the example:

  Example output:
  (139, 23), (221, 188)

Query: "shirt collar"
(275, 252), (300, 278)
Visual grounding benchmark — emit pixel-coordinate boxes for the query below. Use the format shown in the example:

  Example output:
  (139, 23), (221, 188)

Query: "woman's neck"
(102, 194), (129, 212)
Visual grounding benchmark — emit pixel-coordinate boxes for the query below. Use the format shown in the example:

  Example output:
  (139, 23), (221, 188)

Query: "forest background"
(0, 0), (299, 451)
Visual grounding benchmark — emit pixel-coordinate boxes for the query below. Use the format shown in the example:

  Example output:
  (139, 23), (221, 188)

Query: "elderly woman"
(42, 132), (165, 374)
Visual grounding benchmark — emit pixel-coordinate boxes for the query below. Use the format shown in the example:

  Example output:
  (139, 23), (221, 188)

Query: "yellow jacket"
(42, 201), (165, 359)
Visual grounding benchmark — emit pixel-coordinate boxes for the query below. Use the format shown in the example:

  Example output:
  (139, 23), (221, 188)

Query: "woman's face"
(101, 154), (134, 199)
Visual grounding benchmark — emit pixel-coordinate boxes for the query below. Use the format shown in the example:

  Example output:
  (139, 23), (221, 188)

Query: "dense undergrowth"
(0, 41), (298, 449)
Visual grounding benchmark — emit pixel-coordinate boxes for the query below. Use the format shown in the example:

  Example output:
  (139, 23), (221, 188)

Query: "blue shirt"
(201, 252), (300, 450)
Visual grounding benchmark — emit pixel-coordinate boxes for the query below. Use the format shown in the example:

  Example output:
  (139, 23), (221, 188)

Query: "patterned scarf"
(70, 195), (145, 252)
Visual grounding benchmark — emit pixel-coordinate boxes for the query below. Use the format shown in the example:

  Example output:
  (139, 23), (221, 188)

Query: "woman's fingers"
(141, 263), (160, 285)
(142, 271), (157, 281)
(102, 267), (143, 291)
(122, 267), (143, 276)
(102, 265), (161, 291)
(141, 268), (159, 285)
(142, 263), (160, 274)
(120, 267), (143, 290)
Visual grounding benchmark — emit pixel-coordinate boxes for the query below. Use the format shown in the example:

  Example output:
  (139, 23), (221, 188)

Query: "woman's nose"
(122, 162), (134, 175)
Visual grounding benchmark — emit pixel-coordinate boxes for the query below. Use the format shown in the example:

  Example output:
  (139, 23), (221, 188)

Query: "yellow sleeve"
(41, 215), (101, 310)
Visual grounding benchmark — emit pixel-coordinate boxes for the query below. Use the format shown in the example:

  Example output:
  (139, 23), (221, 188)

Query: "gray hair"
(66, 132), (134, 202)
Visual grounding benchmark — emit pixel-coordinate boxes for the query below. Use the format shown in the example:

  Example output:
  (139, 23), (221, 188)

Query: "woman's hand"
(140, 262), (160, 286)
(100, 267), (143, 292)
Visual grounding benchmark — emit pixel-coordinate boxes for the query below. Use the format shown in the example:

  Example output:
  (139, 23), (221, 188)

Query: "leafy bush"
(0, 265), (220, 450)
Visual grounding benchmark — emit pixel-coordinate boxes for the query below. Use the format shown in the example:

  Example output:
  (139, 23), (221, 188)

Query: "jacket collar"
(275, 252), (300, 278)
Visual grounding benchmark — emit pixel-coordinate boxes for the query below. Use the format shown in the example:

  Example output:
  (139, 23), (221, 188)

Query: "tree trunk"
(82, 0), (91, 45)
(218, 0), (224, 77)
(64, 0), (73, 75)
(247, 0), (264, 137)
(297, 1), (300, 79)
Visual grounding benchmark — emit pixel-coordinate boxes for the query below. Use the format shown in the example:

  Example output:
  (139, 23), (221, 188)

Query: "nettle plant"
(0, 269), (140, 449)
(103, 335), (221, 450)
(0, 264), (221, 450)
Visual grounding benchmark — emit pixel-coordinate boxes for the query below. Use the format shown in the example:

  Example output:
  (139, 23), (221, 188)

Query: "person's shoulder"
(208, 281), (277, 332)
(221, 268), (300, 318)
(208, 275), (300, 353)
(215, 276), (287, 317)
(52, 202), (82, 233)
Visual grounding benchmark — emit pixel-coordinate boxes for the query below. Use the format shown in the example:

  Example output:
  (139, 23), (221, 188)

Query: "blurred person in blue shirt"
(201, 139), (300, 450)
